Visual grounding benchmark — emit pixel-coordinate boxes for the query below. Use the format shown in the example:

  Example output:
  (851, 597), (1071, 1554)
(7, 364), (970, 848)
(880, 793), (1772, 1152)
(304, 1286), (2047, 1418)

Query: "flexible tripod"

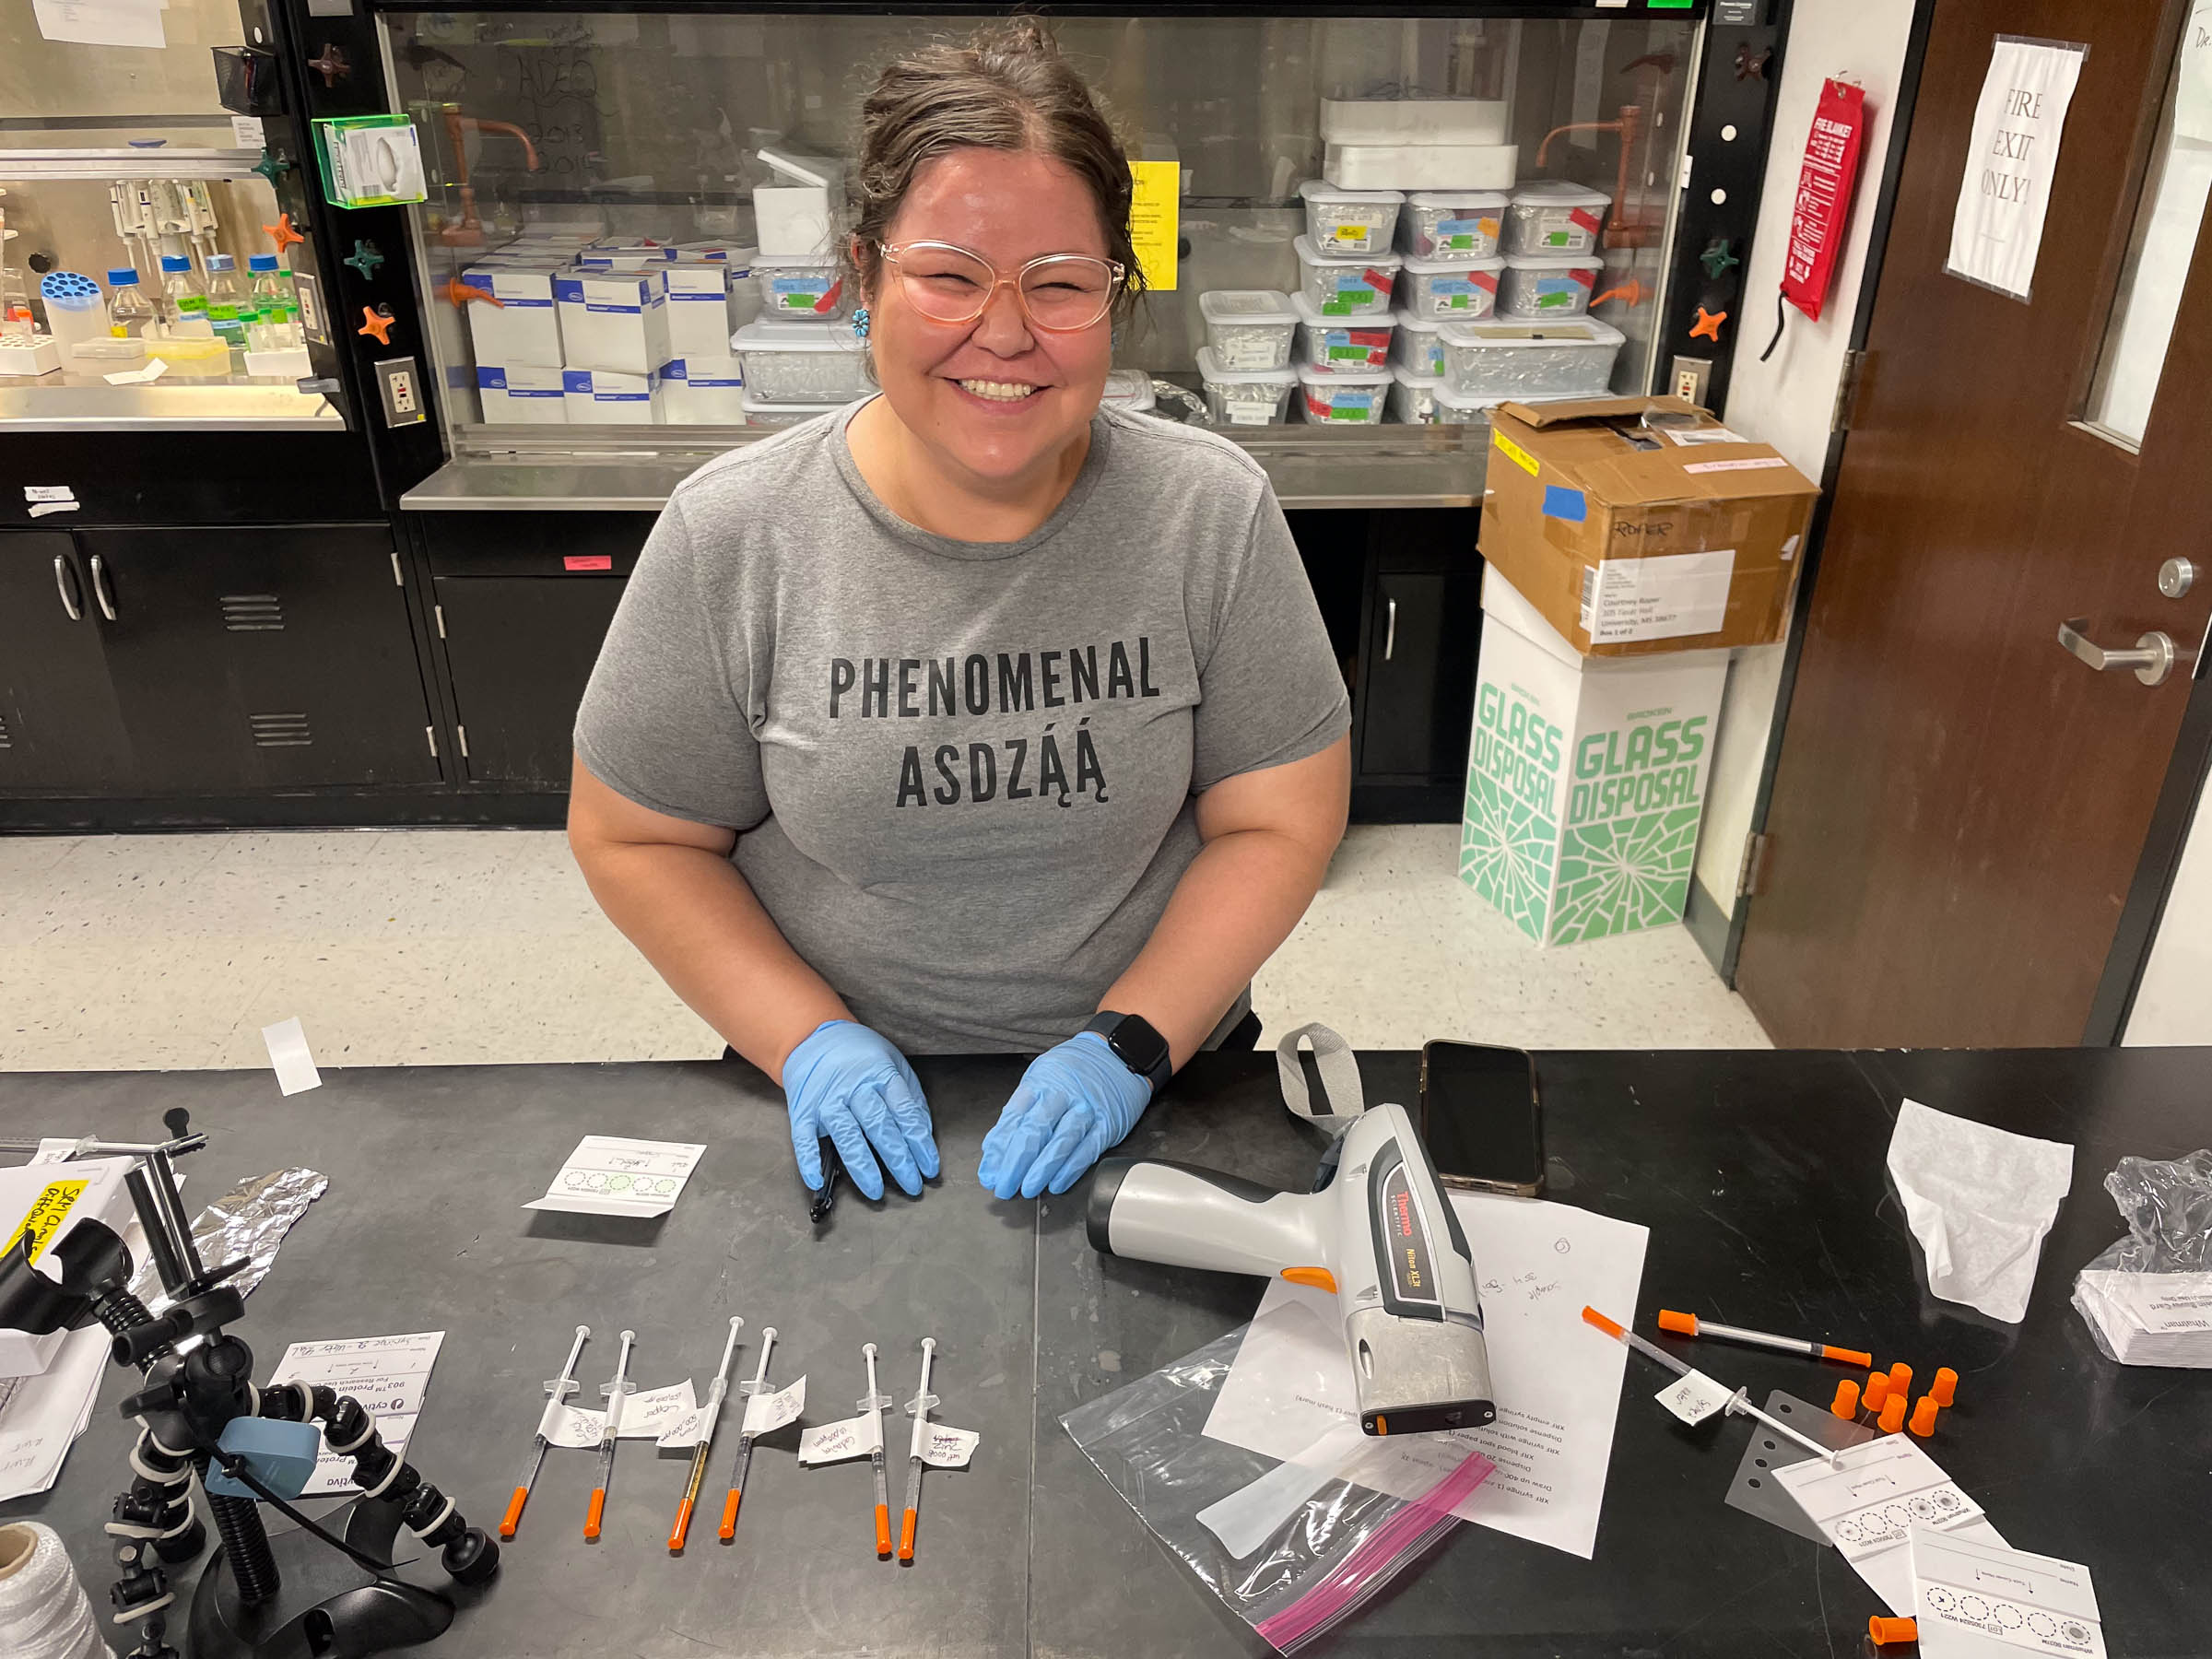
(0, 1112), (499, 1658)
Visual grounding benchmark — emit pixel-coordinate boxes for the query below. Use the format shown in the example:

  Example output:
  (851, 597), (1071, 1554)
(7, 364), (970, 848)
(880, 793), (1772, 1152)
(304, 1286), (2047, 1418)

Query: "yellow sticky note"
(6, 1180), (88, 1265)
(1493, 429), (1539, 477)
(1128, 159), (1179, 293)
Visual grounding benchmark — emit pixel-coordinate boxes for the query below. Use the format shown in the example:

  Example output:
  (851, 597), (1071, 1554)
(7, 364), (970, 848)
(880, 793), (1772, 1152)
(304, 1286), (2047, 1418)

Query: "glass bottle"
(203, 253), (250, 349)
(107, 268), (157, 338)
(246, 253), (300, 349)
(159, 253), (210, 335)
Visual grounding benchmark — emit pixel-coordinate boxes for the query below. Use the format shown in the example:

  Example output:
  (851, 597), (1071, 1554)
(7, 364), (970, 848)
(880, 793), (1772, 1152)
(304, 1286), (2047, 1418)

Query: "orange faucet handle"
(357, 305), (395, 346)
(1592, 277), (1650, 309)
(263, 212), (307, 256)
(442, 276), (505, 309)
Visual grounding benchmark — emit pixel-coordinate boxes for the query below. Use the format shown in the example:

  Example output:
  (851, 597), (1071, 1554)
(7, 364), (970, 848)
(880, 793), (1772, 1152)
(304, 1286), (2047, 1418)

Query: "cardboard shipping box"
(1478, 394), (1819, 656)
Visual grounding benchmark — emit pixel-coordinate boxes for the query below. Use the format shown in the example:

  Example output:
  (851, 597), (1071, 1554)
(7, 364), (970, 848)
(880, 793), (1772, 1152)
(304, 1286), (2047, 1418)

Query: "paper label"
(23, 486), (76, 503)
(3, 1182), (87, 1265)
(32, 0), (165, 49)
(1663, 425), (1746, 445)
(741, 1374), (806, 1436)
(261, 1016), (322, 1096)
(1681, 455), (1790, 474)
(540, 1400), (606, 1449)
(920, 1424), (979, 1469)
(230, 115), (265, 148)
(1654, 1370), (1735, 1425)
(1128, 159), (1180, 292)
(524, 1135), (705, 1218)
(797, 1412), (880, 1465)
(616, 1380), (698, 1440)
(1582, 550), (1735, 644)
(1491, 429), (1540, 477)
(1945, 37), (2088, 300)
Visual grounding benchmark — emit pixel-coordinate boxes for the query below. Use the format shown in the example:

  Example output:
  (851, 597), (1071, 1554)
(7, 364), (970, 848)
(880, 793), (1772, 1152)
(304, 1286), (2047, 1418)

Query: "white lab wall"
(1691, 0), (1921, 920)
(2126, 785), (2212, 1043)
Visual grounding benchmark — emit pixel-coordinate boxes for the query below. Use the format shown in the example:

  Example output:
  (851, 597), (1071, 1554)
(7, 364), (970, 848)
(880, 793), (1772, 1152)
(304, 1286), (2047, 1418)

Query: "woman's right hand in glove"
(780, 1019), (940, 1201)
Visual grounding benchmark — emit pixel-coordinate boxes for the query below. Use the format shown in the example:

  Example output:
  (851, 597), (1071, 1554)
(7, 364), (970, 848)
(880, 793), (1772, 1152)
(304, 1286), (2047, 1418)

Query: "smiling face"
(863, 147), (1116, 493)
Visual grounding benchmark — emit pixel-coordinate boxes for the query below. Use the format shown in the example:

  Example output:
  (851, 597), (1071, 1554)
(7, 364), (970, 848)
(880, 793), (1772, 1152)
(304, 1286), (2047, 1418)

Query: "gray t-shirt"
(573, 400), (1350, 1054)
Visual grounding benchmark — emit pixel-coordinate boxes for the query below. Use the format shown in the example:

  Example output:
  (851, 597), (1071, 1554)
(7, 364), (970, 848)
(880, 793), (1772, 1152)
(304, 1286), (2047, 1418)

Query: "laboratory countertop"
(1, 1045), (2206, 1657)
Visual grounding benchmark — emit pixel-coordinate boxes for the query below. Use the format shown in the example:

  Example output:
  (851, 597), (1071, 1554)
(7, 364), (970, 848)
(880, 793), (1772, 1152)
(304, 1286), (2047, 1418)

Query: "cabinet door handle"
(53, 554), (83, 621)
(1384, 597), (1397, 661)
(88, 554), (118, 622)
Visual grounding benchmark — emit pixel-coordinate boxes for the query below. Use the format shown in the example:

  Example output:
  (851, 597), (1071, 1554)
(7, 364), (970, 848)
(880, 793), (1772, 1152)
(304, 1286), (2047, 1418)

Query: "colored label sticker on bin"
(1129, 159), (1180, 292)
(564, 555), (613, 571)
(771, 276), (843, 314)
(1308, 390), (1376, 419)
(1493, 430), (1539, 477)
(1542, 484), (1587, 523)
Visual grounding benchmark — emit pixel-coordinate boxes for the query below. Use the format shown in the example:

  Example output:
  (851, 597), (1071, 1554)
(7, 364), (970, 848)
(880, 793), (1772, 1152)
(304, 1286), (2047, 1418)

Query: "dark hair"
(847, 18), (1145, 321)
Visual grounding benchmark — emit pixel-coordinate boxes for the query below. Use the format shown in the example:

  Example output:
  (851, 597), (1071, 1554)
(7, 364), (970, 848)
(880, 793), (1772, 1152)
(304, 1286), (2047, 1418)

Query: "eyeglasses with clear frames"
(876, 240), (1125, 333)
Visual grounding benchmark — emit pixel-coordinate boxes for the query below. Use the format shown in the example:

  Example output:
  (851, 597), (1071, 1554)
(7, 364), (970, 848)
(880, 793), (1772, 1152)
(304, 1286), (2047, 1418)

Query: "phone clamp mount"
(0, 1110), (499, 1659)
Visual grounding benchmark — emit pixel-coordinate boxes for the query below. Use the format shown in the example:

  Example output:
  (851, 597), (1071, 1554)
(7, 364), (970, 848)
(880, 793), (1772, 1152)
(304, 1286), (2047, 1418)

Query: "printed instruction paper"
(1202, 1191), (1647, 1558)
(269, 1331), (445, 1496)
(1945, 36), (2088, 300)
(524, 1135), (705, 1218)
(1909, 1526), (2104, 1657)
(1772, 1434), (2004, 1613)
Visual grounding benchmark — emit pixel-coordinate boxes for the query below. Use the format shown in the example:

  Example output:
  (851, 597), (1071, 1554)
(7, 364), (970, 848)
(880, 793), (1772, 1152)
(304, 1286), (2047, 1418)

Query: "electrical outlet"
(1671, 354), (1713, 408)
(374, 356), (427, 428)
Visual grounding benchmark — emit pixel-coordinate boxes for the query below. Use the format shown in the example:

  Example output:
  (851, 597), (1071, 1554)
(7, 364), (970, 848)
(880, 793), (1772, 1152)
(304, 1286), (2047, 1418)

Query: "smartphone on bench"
(1418, 1041), (1545, 1197)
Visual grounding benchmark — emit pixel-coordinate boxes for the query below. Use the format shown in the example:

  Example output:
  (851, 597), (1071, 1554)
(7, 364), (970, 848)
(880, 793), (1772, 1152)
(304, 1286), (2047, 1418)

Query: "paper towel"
(1886, 1099), (2074, 1323)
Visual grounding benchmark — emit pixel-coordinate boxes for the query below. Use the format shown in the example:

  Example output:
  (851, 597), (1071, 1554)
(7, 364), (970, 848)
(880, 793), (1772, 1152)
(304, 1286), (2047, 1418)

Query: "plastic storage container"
(1321, 99), (1508, 146)
(1323, 142), (1517, 192)
(1296, 361), (1389, 425)
(739, 389), (850, 428)
(1297, 180), (1403, 257)
(1101, 368), (1156, 414)
(1390, 309), (1446, 378)
(1290, 292), (1393, 371)
(1390, 369), (1503, 427)
(751, 250), (849, 319)
(1195, 346), (1296, 427)
(1396, 254), (1502, 321)
(1291, 236), (1399, 319)
(1440, 316), (1626, 399)
(1198, 289), (1299, 371)
(1497, 253), (1602, 319)
(1398, 191), (1509, 260)
(1501, 181), (1611, 255)
(730, 318), (869, 403)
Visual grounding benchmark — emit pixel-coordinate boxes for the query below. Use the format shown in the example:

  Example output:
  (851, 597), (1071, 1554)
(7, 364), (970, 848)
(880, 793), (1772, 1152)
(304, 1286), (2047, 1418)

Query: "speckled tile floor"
(0, 825), (1770, 1071)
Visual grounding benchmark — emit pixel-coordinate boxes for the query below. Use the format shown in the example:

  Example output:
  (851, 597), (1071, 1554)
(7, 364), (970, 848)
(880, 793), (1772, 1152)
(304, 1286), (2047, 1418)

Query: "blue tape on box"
(1542, 484), (1587, 523)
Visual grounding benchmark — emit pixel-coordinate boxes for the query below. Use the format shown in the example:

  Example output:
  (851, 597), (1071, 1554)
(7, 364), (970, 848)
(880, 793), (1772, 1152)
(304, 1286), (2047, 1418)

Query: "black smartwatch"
(1083, 1011), (1172, 1093)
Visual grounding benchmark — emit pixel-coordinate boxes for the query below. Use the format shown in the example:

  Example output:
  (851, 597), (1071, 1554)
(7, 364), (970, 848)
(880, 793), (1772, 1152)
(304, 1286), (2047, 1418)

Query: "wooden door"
(1738, 0), (2212, 1047)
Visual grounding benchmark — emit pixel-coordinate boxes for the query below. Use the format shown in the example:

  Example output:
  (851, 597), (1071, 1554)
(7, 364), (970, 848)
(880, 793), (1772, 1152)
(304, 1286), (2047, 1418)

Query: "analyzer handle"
(1088, 1159), (1325, 1283)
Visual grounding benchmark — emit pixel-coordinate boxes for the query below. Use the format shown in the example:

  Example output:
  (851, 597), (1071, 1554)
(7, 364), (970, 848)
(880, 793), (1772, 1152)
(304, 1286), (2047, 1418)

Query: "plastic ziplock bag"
(2069, 1149), (2212, 1366)
(1060, 1324), (1493, 1653)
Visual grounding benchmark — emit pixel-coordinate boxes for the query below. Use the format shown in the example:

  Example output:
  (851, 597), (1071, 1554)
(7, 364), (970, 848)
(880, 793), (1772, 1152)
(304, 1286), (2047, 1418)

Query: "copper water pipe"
(439, 110), (541, 246)
(1535, 105), (1652, 249)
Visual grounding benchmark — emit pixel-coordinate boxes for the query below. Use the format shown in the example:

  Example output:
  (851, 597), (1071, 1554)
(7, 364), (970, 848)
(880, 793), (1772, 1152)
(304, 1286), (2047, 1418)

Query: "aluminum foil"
(130, 1167), (328, 1306)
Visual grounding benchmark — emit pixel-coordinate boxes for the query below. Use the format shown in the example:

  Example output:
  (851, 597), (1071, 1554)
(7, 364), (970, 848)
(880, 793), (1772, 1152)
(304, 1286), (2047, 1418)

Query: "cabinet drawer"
(418, 512), (655, 577)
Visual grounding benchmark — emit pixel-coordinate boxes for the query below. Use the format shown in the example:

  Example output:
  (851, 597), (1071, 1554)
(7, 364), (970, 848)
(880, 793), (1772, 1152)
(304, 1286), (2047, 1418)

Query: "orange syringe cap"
(1888, 1361), (1912, 1396)
(1869, 1615), (1919, 1645)
(1878, 1393), (1908, 1434)
(1657, 1309), (1699, 1335)
(1862, 1370), (1890, 1411)
(1930, 1366), (1958, 1407)
(1909, 1394), (1939, 1437)
(1830, 1379), (1860, 1418)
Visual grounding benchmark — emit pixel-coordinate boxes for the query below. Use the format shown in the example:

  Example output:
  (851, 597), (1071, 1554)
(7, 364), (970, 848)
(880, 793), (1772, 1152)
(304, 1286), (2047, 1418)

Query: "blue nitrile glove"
(781, 1020), (940, 1202)
(976, 1031), (1153, 1200)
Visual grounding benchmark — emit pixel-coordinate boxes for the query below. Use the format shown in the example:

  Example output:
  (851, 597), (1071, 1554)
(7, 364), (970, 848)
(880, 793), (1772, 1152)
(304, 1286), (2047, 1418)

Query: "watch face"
(1112, 1017), (1170, 1077)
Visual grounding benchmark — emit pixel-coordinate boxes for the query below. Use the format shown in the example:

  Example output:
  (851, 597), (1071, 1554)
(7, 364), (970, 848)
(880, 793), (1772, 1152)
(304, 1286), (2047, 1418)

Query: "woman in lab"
(568, 20), (1348, 1206)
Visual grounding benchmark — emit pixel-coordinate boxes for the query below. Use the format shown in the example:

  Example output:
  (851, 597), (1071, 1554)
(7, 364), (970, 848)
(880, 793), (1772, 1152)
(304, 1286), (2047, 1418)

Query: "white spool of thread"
(0, 1522), (114, 1659)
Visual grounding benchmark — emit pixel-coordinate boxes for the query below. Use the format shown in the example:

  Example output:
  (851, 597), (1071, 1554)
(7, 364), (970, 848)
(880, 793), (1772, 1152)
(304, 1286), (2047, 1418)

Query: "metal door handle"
(88, 554), (117, 621)
(53, 554), (82, 621)
(2057, 618), (2174, 687)
(1384, 598), (1397, 661)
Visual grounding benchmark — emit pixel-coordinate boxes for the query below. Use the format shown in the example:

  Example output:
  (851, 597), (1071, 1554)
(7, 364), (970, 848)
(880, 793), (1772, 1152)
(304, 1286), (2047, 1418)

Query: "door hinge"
(390, 551), (404, 587)
(425, 724), (437, 759)
(433, 603), (446, 639)
(1831, 348), (1868, 433)
(1736, 830), (1772, 900)
(457, 724), (469, 759)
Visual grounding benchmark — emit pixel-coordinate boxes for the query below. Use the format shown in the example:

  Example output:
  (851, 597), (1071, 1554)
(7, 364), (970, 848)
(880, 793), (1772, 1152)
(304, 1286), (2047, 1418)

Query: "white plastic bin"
(1296, 361), (1389, 425)
(1290, 292), (1394, 371)
(1397, 254), (1502, 321)
(730, 318), (870, 403)
(1388, 366), (1440, 425)
(1501, 181), (1611, 255)
(1439, 316), (1626, 399)
(1390, 309), (1446, 379)
(751, 251), (850, 319)
(1398, 191), (1509, 260)
(1324, 142), (1517, 192)
(1298, 179), (1404, 258)
(1497, 253), (1602, 319)
(1321, 99), (1508, 146)
(1198, 289), (1299, 371)
(739, 389), (849, 428)
(1291, 235), (1399, 319)
(1195, 345), (1296, 427)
